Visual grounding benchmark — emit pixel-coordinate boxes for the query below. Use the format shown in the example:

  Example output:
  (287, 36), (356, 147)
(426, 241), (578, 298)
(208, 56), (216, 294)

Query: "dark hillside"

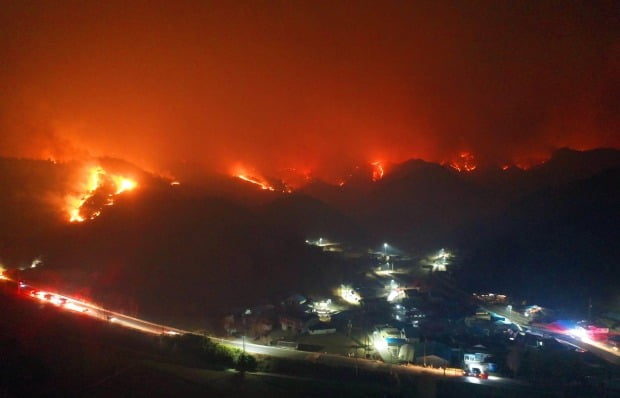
(456, 167), (620, 309)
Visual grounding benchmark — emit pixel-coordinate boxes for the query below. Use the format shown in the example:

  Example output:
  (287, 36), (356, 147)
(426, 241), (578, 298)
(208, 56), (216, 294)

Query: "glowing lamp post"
(242, 309), (251, 353)
(383, 243), (392, 270)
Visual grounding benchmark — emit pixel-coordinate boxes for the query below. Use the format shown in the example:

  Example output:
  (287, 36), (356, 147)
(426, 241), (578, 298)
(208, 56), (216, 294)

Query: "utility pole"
(242, 315), (246, 353)
(384, 243), (390, 270)
(242, 309), (251, 354)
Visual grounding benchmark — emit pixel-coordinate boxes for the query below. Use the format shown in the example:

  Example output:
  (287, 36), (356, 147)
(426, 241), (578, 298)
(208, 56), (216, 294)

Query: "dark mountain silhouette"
(0, 161), (359, 325)
(300, 159), (500, 250)
(462, 147), (620, 200)
(1, 148), (619, 323)
(354, 160), (497, 249)
(527, 148), (620, 188)
(257, 193), (369, 246)
(298, 179), (344, 205)
(456, 166), (620, 310)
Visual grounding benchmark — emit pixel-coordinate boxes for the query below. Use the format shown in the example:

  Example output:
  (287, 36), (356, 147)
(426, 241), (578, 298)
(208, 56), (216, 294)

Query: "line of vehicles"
(26, 287), (91, 314)
(0, 275), (183, 337)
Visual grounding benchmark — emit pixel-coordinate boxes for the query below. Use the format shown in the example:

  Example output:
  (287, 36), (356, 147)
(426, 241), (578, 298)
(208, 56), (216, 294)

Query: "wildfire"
(501, 163), (534, 171)
(69, 208), (85, 223)
(236, 174), (275, 191)
(279, 167), (313, 190)
(448, 152), (477, 172)
(371, 161), (385, 181)
(68, 166), (137, 222)
(112, 176), (137, 194)
(231, 163), (295, 192)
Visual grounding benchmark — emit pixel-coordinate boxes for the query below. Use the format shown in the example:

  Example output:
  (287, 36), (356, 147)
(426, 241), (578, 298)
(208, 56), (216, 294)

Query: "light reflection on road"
(2, 276), (188, 336)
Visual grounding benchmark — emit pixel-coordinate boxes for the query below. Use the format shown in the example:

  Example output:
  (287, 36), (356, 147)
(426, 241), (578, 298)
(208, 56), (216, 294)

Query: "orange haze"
(0, 2), (618, 181)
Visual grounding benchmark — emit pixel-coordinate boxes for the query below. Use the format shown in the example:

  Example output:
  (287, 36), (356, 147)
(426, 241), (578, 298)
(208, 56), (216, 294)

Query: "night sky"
(1, 1), (618, 180)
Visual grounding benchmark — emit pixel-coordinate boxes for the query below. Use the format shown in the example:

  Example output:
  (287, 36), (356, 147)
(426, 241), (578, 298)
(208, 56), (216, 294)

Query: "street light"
(383, 243), (392, 270)
(242, 309), (251, 353)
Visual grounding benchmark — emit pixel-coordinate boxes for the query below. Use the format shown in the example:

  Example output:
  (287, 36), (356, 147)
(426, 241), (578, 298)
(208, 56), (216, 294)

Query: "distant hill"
(352, 160), (496, 250)
(455, 166), (620, 310)
(527, 148), (620, 188)
(257, 193), (369, 246)
(0, 158), (73, 263)
(1, 148), (619, 323)
(300, 159), (501, 250)
(0, 159), (359, 325)
(298, 148), (620, 251)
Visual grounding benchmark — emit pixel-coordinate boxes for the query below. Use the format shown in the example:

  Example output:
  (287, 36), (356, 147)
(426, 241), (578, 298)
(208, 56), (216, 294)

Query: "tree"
(235, 353), (257, 372)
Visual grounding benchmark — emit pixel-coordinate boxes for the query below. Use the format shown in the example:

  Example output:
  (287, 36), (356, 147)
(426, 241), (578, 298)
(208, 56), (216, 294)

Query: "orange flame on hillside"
(112, 176), (137, 194)
(448, 152), (477, 172)
(232, 164), (276, 191)
(279, 167), (313, 190)
(68, 166), (137, 222)
(236, 174), (275, 191)
(501, 163), (536, 171)
(371, 161), (385, 181)
(232, 164), (294, 193)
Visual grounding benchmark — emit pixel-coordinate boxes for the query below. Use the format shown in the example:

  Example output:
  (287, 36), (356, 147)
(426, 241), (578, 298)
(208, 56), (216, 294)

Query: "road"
(484, 304), (620, 365)
(0, 274), (528, 389)
(4, 277), (188, 336)
(423, 273), (620, 365)
(223, 337), (523, 387)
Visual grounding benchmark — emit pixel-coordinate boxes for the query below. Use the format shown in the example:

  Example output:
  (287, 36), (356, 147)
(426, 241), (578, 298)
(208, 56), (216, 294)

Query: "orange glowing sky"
(0, 2), (618, 180)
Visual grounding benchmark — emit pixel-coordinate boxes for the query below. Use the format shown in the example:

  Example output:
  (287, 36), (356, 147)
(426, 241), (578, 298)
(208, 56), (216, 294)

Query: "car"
(463, 368), (488, 379)
(463, 368), (481, 377)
